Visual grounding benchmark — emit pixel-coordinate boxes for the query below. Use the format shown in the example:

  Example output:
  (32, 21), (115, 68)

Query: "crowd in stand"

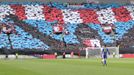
(0, 2), (134, 50)
(118, 26), (134, 48)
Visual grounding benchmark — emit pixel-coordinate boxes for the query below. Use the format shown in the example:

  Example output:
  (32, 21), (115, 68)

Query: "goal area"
(85, 46), (119, 58)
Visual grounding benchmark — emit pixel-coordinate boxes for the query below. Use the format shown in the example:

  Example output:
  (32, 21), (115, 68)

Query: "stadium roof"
(0, 0), (131, 4)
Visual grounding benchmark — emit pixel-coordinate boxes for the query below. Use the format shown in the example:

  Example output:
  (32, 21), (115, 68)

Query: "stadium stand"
(0, 2), (134, 54)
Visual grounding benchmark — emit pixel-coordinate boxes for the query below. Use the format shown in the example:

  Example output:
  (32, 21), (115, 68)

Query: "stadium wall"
(1, 47), (134, 55)
(0, 48), (85, 56)
(119, 47), (134, 54)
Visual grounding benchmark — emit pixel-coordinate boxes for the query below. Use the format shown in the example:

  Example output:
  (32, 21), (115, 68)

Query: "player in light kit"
(101, 45), (110, 66)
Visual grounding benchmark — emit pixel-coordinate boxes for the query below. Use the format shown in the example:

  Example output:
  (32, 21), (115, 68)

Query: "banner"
(102, 26), (112, 33)
(83, 39), (101, 48)
(53, 25), (64, 34)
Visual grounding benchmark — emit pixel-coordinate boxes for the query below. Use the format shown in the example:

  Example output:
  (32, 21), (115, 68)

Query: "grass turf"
(0, 58), (134, 75)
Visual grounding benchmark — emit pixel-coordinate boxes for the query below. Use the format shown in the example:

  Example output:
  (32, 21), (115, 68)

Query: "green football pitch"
(0, 58), (134, 75)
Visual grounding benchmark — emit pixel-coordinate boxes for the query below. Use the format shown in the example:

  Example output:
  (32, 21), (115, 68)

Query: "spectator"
(15, 53), (19, 59)
(54, 52), (57, 59)
(71, 51), (74, 58)
(63, 52), (66, 59)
